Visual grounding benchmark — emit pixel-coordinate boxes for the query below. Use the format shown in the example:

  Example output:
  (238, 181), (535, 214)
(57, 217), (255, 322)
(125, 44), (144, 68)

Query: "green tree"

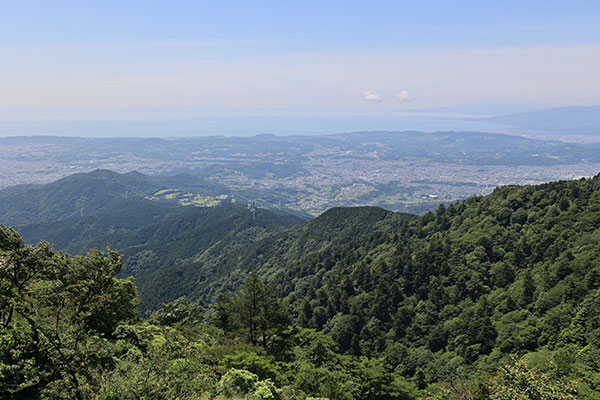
(486, 359), (578, 400)
(0, 225), (138, 399)
(232, 273), (288, 349)
(149, 296), (203, 328)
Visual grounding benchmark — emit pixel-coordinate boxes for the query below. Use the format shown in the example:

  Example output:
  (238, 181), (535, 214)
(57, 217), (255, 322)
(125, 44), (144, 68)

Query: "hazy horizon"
(0, 108), (516, 138)
(2, 1), (599, 137)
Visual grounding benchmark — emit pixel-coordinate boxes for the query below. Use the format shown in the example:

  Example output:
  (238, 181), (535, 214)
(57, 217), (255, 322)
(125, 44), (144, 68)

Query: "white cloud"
(395, 90), (412, 102)
(362, 90), (382, 102)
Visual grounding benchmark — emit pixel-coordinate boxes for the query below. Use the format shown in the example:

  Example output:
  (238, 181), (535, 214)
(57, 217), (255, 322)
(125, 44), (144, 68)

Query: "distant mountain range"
(481, 105), (600, 135)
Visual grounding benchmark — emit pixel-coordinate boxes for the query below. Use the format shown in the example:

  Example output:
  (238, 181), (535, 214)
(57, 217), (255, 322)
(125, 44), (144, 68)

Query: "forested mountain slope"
(122, 204), (304, 310)
(3, 175), (600, 399)
(15, 201), (304, 310)
(184, 174), (600, 396)
(0, 169), (229, 225)
(0, 225), (426, 400)
(0, 169), (307, 310)
(190, 206), (415, 304)
(132, 206), (403, 311)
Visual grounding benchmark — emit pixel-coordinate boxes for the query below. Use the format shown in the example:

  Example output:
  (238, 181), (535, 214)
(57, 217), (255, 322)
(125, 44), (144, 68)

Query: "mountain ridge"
(481, 105), (600, 135)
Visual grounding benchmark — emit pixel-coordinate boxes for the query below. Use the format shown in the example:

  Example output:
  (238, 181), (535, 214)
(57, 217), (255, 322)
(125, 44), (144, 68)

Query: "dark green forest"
(16, 202), (303, 311)
(3, 174), (600, 399)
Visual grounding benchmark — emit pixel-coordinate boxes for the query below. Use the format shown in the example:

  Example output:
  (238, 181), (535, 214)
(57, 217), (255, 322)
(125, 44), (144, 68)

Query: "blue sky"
(1, 1), (600, 136)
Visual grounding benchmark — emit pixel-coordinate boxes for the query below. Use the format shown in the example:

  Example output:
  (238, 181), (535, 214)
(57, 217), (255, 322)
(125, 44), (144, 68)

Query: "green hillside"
(186, 206), (413, 304)
(2, 170), (306, 310)
(176, 174), (600, 397)
(2, 221), (438, 400)
(3, 173), (600, 398)
(0, 169), (230, 225)
(15, 200), (304, 311)
(123, 205), (304, 310)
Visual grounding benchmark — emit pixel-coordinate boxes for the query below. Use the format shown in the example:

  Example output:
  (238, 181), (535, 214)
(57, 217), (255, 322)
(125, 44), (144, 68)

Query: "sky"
(1, 1), (600, 136)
